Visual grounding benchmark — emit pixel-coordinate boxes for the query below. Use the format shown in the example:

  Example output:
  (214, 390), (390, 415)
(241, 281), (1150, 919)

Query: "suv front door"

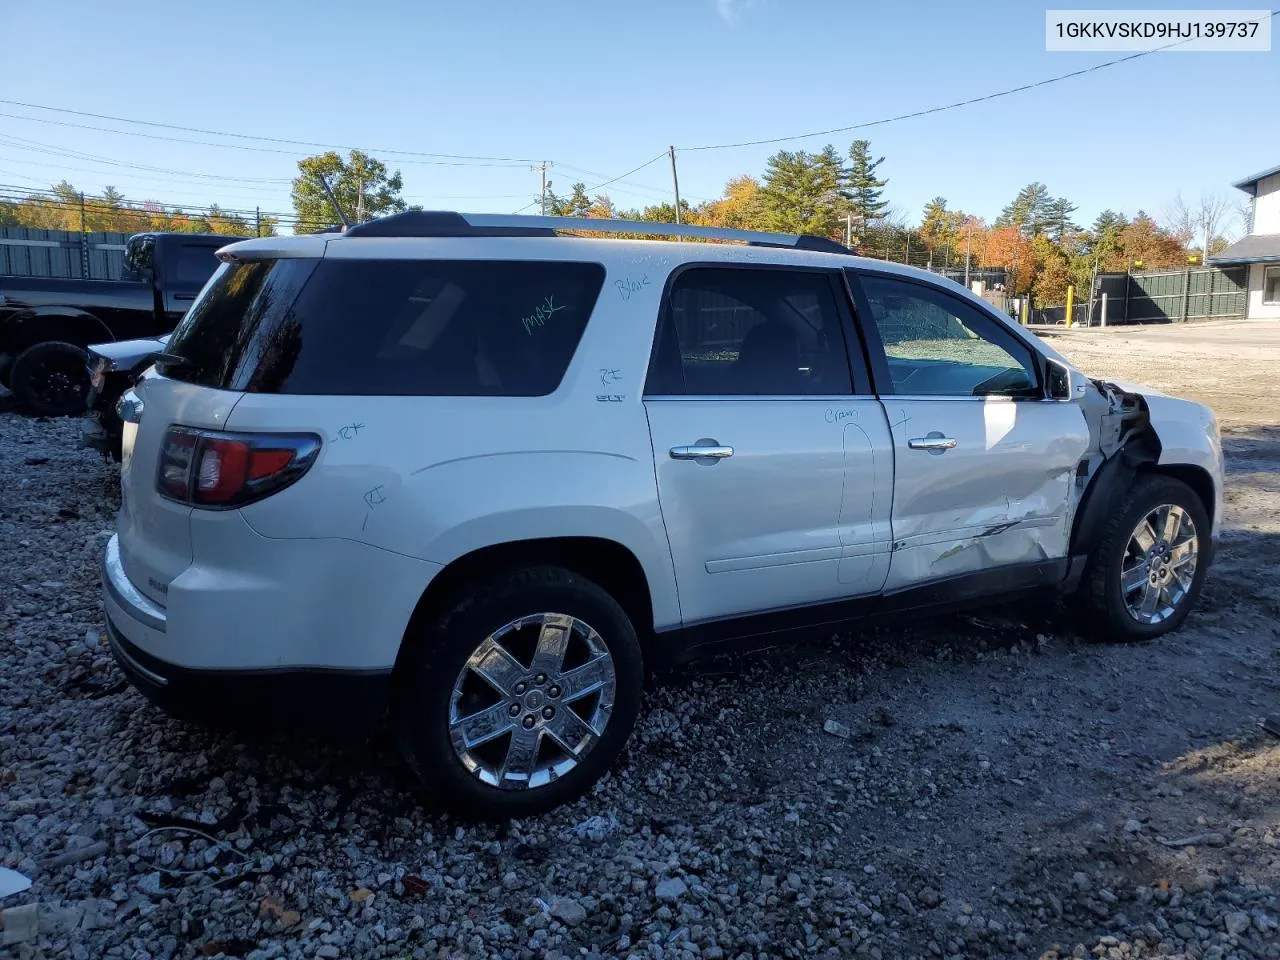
(846, 270), (1090, 594)
(644, 265), (893, 627)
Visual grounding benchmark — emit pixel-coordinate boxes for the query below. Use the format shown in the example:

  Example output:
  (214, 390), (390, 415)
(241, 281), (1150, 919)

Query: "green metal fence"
(1091, 266), (1248, 324)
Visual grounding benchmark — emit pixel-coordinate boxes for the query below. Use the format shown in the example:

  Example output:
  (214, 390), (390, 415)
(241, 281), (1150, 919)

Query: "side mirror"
(1045, 359), (1083, 401)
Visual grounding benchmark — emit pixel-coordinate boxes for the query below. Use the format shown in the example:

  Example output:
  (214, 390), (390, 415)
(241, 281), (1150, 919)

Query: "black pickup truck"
(0, 232), (239, 415)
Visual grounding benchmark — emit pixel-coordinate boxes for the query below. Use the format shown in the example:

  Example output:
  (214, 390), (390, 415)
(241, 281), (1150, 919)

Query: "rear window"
(163, 258), (605, 396)
(169, 244), (223, 285)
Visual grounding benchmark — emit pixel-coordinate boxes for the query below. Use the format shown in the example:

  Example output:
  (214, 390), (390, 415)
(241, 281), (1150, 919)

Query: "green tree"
(919, 196), (964, 254)
(1091, 209), (1129, 236)
(1087, 209), (1129, 270)
(759, 146), (848, 237)
(846, 139), (888, 224)
(1045, 197), (1078, 244)
(996, 182), (1052, 233)
(291, 150), (406, 233)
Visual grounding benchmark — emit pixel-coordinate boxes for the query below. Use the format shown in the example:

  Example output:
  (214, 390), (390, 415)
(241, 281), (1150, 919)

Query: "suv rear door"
(643, 264), (893, 627)
(846, 269), (1090, 594)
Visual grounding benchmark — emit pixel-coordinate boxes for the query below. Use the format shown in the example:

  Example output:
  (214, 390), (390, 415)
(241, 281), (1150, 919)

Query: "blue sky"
(0, 0), (1275, 233)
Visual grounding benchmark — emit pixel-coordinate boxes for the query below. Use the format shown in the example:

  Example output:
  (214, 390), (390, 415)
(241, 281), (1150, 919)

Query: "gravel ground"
(2, 322), (1280, 960)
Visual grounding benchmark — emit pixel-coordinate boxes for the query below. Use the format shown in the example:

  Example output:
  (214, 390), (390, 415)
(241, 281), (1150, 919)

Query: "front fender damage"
(1063, 379), (1161, 586)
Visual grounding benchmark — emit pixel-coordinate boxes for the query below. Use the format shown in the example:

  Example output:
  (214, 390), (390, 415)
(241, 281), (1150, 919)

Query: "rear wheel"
(1079, 474), (1210, 642)
(10, 341), (90, 416)
(394, 566), (643, 819)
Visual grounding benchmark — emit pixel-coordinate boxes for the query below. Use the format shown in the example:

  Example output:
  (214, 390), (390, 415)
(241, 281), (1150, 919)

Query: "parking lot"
(2, 321), (1279, 960)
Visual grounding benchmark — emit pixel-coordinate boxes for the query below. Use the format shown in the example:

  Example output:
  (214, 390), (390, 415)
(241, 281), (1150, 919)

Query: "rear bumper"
(105, 616), (389, 733)
(102, 532), (404, 733)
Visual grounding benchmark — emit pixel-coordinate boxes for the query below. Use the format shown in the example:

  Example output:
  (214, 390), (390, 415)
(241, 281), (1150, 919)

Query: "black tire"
(394, 565), (644, 820)
(1079, 474), (1210, 642)
(10, 341), (90, 416)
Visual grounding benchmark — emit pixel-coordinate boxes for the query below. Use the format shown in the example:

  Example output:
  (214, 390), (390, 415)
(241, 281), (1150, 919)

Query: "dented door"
(845, 269), (1091, 592)
(880, 397), (1089, 590)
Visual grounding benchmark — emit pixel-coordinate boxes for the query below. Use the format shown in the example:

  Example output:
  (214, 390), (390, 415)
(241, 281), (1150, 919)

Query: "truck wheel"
(394, 566), (643, 820)
(1079, 474), (1210, 642)
(10, 341), (90, 416)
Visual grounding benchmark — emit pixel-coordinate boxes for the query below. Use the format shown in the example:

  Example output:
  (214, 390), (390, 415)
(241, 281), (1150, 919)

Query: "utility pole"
(668, 146), (683, 234)
(255, 206), (262, 238)
(79, 191), (88, 277)
(1202, 219), (1210, 266)
(964, 223), (972, 288)
(530, 161), (552, 215)
(355, 178), (365, 224)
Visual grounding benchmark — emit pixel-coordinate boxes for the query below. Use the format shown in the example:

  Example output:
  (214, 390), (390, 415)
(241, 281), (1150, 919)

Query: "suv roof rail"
(340, 210), (853, 254)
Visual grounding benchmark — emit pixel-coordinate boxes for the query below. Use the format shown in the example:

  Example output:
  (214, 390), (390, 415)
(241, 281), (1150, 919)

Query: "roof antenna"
(316, 173), (351, 230)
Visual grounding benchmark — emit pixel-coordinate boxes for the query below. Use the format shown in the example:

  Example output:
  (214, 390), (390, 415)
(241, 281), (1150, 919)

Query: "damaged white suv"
(102, 212), (1223, 818)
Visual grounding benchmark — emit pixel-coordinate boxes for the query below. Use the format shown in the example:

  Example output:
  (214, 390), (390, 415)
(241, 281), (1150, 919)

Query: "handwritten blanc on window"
(521, 296), (568, 336)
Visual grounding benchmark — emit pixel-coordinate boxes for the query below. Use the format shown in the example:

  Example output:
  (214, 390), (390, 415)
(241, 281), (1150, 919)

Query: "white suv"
(102, 212), (1223, 818)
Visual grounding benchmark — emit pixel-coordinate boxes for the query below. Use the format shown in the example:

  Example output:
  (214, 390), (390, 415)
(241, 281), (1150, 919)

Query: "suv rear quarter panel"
(227, 242), (683, 630)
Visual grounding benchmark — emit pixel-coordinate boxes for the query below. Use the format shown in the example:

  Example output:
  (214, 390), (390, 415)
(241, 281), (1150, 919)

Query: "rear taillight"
(156, 427), (320, 509)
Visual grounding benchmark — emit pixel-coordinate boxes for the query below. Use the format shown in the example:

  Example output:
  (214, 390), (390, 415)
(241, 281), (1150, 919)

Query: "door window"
(646, 267), (855, 397)
(854, 274), (1040, 398)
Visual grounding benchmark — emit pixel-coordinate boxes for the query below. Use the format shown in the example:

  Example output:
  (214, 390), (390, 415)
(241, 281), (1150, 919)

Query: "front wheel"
(1079, 474), (1210, 642)
(394, 566), (643, 819)
(10, 341), (90, 416)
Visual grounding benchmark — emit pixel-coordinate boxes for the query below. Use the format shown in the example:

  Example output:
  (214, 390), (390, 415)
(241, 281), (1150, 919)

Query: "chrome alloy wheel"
(1120, 503), (1199, 625)
(448, 613), (616, 790)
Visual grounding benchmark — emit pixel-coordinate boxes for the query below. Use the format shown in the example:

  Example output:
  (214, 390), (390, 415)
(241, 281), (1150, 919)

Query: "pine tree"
(545, 182), (591, 218)
(996, 183), (1052, 233)
(1091, 209), (1129, 236)
(846, 139), (888, 224)
(1045, 197), (1079, 243)
(920, 196), (964, 253)
(759, 147), (849, 237)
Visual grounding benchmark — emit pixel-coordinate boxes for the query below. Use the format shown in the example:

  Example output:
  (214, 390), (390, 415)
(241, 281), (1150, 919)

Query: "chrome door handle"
(908, 436), (957, 450)
(670, 444), (734, 460)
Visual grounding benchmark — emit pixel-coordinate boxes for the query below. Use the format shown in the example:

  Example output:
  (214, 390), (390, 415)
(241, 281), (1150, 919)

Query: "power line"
(553, 162), (709, 203)
(0, 111), (531, 167)
(0, 155), (292, 196)
(0, 133), (294, 183)
(0, 97), (546, 163)
(680, 14), (1279, 151)
(0, 142), (536, 203)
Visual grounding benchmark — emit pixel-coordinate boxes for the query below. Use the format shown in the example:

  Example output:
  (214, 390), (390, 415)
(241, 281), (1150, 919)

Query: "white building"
(1210, 164), (1280, 320)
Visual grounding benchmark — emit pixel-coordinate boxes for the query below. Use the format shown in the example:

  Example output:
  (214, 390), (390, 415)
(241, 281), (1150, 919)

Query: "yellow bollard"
(1065, 284), (1074, 328)
(1020, 299), (1028, 326)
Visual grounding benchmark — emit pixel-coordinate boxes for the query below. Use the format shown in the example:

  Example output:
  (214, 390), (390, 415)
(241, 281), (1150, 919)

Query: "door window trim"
(642, 261), (873, 400)
(845, 267), (1048, 401)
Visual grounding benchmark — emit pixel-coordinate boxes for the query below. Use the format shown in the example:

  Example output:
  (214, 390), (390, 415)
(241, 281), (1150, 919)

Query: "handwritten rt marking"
(521, 296), (567, 336)
(363, 485), (387, 509)
(335, 422), (366, 441)
(599, 368), (622, 387)
(615, 275), (651, 301)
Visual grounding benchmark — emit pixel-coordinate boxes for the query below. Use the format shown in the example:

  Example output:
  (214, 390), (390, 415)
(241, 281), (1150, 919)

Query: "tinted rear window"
(170, 244), (223, 284)
(163, 258), (605, 396)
